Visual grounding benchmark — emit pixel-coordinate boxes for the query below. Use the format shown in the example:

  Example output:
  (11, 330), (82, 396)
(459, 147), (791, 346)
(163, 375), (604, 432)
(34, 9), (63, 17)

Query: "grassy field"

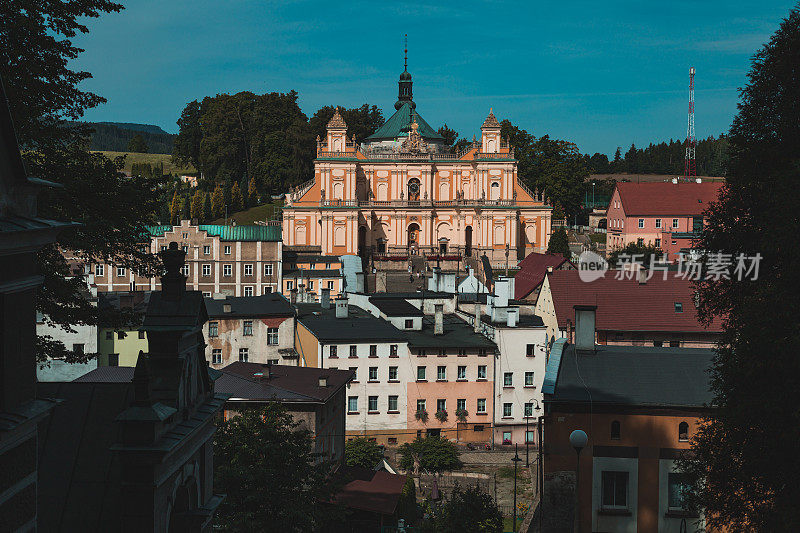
(211, 202), (283, 225)
(94, 151), (196, 174)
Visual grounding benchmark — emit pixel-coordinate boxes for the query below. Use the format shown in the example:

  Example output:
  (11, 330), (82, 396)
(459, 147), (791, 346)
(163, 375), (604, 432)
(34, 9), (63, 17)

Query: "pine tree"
(230, 181), (244, 213)
(547, 226), (570, 259)
(247, 177), (259, 207)
(127, 133), (149, 153)
(203, 191), (212, 222)
(190, 189), (204, 221)
(180, 193), (191, 221)
(169, 189), (180, 224)
(211, 183), (225, 219)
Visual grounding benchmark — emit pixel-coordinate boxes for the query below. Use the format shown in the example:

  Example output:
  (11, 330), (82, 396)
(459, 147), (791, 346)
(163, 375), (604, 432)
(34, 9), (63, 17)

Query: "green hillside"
(95, 151), (195, 174)
(211, 202), (283, 225)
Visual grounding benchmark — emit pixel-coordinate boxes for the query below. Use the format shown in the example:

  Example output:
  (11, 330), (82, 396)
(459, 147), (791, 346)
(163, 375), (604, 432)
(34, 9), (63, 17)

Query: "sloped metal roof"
(366, 102), (443, 141)
(146, 224), (281, 242)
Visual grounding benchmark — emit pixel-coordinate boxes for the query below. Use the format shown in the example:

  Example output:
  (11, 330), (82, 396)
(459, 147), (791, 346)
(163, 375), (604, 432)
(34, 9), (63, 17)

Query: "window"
(526, 344), (536, 356)
(330, 345), (338, 358)
(349, 345), (357, 358)
(244, 286), (253, 296)
(672, 218), (679, 229)
(637, 238), (644, 246)
(503, 431), (512, 444)
(525, 371), (534, 386)
(526, 431), (535, 443)
(325, 263), (331, 269)
(388, 437), (397, 444)
(349, 367), (358, 381)
(405, 319), (413, 329)
(369, 367), (378, 381)
(503, 372), (513, 387)
(369, 345), (377, 357)
(679, 421), (689, 442)
(224, 245), (231, 255)
(457, 398), (466, 411)
(203, 245), (210, 255)
(457, 366), (466, 380)
(117, 331), (126, 340)
(244, 264), (253, 276)
(388, 366), (398, 381)
(212, 349), (222, 364)
(654, 238), (661, 247)
(638, 218), (644, 228)
(416, 399), (426, 412)
(478, 348), (487, 357)
(368, 396), (378, 412)
(243, 320), (253, 336)
(267, 359), (278, 365)
(473, 425), (484, 432)
(390, 345), (398, 357)
(458, 349), (467, 357)
(264, 263), (273, 276)
(611, 420), (621, 440)
(116, 266), (126, 277)
(477, 365), (487, 379)
(601, 471), (629, 509)
(202, 264), (211, 276)
(181, 264), (190, 277)
(674, 302), (683, 313)
(348, 396), (358, 413)
(138, 331), (146, 339)
(437, 399), (446, 412)
(267, 327), (278, 345)
(286, 280), (294, 290)
(477, 398), (486, 414)
(388, 395), (399, 412)
(503, 403), (512, 417)
(223, 264), (232, 277)
(670, 340), (681, 348)
(263, 286), (273, 294)
(182, 245), (189, 254)
(438, 349), (446, 357)
(654, 340), (663, 347)
(437, 366), (446, 381)
(668, 473), (690, 510)
(655, 218), (662, 229)
(108, 353), (119, 366)
(72, 343), (84, 355)
(418, 349), (427, 357)
(95, 264), (104, 277)
(526, 402), (538, 417)
(209, 321), (219, 337)
(417, 366), (426, 381)
(239, 348), (249, 362)
(105, 331), (113, 340)
(327, 280), (334, 290)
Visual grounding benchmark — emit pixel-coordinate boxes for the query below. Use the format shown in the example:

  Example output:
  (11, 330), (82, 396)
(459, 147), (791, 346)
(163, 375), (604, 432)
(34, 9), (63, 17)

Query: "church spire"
(395, 34), (415, 110)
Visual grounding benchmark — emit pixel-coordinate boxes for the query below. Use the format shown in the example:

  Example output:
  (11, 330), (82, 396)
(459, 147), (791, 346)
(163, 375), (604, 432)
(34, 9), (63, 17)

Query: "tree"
(547, 227), (570, 259)
(214, 404), (332, 531)
(180, 192), (191, 221)
(169, 189), (181, 224)
(190, 189), (205, 221)
(607, 241), (661, 268)
(127, 133), (148, 153)
(398, 437), (462, 475)
(396, 475), (419, 524)
(211, 183), (225, 219)
(230, 181), (244, 213)
(247, 176), (260, 207)
(437, 124), (459, 149)
(203, 190), (212, 221)
(344, 438), (384, 469)
(309, 104), (384, 145)
(679, 7), (800, 531)
(422, 484), (503, 533)
(173, 99), (203, 168)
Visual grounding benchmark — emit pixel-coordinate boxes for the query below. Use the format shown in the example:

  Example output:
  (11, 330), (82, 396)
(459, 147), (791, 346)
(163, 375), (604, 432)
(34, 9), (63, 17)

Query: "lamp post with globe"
(569, 429), (588, 533)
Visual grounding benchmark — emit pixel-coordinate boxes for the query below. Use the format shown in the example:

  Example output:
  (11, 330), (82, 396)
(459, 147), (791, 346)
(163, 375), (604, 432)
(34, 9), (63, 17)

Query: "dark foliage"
(422, 484), (503, 533)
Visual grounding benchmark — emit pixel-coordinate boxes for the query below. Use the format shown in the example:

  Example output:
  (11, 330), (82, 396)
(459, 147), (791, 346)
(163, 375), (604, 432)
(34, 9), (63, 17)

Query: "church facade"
(282, 63), (552, 262)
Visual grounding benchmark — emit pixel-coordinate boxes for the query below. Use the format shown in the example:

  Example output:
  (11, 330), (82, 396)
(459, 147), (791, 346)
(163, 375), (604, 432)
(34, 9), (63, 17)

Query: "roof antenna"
(404, 34), (408, 72)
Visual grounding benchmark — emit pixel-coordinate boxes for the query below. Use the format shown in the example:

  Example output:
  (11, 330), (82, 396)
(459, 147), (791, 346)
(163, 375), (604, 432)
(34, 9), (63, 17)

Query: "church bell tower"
(395, 35), (415, 110)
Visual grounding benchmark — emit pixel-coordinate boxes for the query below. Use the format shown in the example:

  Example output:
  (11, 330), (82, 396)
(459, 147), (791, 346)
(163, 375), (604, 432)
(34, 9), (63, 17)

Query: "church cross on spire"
(396, 34), (414, 110)
(404, 34), (408, 72)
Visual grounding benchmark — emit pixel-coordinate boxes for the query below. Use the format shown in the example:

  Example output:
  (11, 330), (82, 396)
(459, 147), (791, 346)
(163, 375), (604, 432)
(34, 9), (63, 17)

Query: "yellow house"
(97, 292), (151, 367)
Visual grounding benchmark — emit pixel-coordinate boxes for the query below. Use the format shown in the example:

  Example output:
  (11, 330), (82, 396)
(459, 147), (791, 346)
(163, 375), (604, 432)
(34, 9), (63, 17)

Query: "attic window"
(674, 302), (683, 313)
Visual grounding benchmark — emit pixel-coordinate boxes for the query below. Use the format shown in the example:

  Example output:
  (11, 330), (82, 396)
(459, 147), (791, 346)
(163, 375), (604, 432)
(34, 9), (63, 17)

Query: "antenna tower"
(683, 67), (696, 179)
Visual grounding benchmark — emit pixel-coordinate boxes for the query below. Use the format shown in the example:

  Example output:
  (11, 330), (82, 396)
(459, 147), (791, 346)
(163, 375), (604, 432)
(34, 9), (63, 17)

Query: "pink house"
(606, 181), (723, 260)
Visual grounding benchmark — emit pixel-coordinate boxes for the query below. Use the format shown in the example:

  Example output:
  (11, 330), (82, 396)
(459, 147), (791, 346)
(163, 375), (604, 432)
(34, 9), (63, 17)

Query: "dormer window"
(674, 302), (683, 313)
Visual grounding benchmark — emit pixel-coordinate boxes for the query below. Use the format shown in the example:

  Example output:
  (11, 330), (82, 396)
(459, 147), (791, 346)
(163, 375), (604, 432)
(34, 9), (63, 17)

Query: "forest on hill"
(78, 121), (176, 153)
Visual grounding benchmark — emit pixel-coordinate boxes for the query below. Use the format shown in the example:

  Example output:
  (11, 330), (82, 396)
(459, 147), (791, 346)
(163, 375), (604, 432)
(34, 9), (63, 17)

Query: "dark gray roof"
(218, 362), (353, 402)
(37, 381), (131, 531)
(73, 366), (135, 382)
(368, 291), (454, 299)
(478, 313), (544, 328)
(98, 291), (151, 327)
(295, 303), (406, 343)
(204, 293), (294, 318)
(142, 290), (207, 332)
(404, 315), (497, 350)
(549, 344), (714, 408)
(284, 269), (341, 278)
(369, 297), (424, 317)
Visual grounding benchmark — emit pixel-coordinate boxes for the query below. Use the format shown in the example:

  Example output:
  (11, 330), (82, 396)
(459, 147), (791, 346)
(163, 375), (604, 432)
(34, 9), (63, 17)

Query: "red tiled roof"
(332, 467), (407, 515)
(615, 181), (723, 216)
(546, 270), (723, 333)
(514, 252), (573, 299)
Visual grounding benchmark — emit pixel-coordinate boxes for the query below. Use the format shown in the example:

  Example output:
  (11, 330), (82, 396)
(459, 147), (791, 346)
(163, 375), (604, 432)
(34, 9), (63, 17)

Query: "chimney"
(335, 297), (348, 319)
(506, 308), (518, 328)
(223, 303), (232, 313)
(574, 305), (597, 353)
(494, 278), (509, 307)
(434, 304), (444, 335)
(474, 302), (481, 333)
(158, 242), (187, 302)
(547, 266), (554, 273)
(289, 288), (298, 304)
(637, 268), (648, 285)
(321, 288), (331, 309)
(318, 376), (329, 388)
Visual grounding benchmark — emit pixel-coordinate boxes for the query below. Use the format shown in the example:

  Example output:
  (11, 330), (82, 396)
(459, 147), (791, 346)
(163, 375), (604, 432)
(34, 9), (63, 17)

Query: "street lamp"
(511, 445), (522, 532)
(525, 399), (541, 467)
(569, 429), (588, 533)
(505, 243), (510, 276)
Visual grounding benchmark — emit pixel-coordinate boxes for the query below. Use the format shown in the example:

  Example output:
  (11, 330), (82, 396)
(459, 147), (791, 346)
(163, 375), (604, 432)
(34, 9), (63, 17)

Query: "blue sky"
(72, 0), (797, 156)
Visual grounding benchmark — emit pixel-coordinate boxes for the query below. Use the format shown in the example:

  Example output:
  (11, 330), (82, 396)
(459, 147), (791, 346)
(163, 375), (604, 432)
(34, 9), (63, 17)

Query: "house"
(96, 291), (151, 367)
(535, 270), (723, 349)
(282, 250), (346, 299)
(215, 361), (354, 463)
(541, 306), (713, 532)
(513, 251), (574, 302)
(91, 219), (283, 296)
(37, 242), (226, 530)
(606, 181), (723, 260)
(328, 467), (408, 532)
(205, 293), (296, 368)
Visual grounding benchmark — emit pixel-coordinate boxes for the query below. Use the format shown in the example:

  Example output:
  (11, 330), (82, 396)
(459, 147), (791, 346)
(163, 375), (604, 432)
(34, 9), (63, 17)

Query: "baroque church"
(282, 55), (552, 262)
